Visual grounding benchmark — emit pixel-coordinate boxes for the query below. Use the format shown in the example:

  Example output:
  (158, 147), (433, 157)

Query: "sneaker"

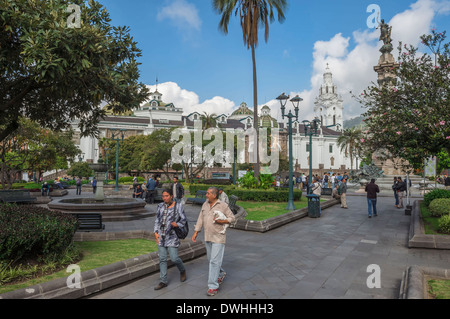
(207, 289), (218, 296)
(217, 272), (227, 285)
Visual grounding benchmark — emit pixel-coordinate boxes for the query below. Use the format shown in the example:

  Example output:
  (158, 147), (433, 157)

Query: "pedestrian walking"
(146, 175), (157, 204)
(192, 187), (235, 297)
(76, 177), (82, 195)
(339, 178), (348, 209)
(365, 179), (380, 218)
(154, 189), (187, 290)
(396, 177), (407, 208)
(171, 177), (185, 204)
(392, 177), (399, 207)
(92, 177), (97, 194)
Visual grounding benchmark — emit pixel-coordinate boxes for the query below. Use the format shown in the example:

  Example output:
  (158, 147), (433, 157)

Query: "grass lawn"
(428, 279), (450, 299)
(0, 239), (158, 295)
(238, 197), (323, 221)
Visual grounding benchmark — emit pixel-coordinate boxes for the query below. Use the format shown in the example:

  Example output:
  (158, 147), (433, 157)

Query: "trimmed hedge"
(0, 204), (78, 264)
(429, 198), (450, 217)
(189, 184), (302, 202)
(118, 176), (145, 183)
(424, 189), (450, 207)
(439, 214), (450, 234)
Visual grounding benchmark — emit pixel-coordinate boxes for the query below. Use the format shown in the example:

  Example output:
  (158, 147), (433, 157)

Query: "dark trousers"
(146, 190), (156, 204)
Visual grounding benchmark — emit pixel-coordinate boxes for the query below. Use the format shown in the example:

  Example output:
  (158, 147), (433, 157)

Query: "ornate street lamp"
(303, 118), (321, 193)
(276, 93), (303, 210)
(110, 129), (127, 192)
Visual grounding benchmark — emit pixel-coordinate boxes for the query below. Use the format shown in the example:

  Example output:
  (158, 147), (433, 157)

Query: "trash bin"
(306, 194), (321, 218)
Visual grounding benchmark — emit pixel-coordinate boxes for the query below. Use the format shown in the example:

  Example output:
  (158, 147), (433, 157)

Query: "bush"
(424, 189), (450, 207)
(188, 184), (302, 202)
(0, 204), (78, 264)
(118, 176), (145, 183)
(439, 215), (450, 234)
(227, 188), (302, 202)
(429, 198), (450, 217)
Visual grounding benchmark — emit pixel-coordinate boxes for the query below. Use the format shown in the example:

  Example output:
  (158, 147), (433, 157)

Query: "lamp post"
(276, 93), (303, 210)
(302, 118), (321, 194)
(105, 148), (110, 185)
(110, 129), (126, 192)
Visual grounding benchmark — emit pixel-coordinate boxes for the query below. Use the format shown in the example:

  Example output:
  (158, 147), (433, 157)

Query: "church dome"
(259, 105), (279, 128)
(230, 102), (254, 119)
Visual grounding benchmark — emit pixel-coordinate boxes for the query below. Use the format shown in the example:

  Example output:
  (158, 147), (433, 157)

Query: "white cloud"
(157, 0), (202, 31)
(149, 0), (449, 125)
(266, 0), (450, 123)
(144, 82), (236, 117)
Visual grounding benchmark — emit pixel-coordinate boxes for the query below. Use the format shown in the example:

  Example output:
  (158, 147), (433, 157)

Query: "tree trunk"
(251, 44), (260, 180)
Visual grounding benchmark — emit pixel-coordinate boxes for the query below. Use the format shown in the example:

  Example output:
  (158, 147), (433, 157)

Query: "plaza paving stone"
(67, 189), (450, 300)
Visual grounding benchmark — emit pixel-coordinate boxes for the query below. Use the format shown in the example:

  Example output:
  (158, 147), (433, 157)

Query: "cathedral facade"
(71, 67), (356, 173)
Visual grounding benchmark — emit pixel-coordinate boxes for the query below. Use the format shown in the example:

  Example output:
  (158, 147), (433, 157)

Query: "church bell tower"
(314, 65), (344, 130)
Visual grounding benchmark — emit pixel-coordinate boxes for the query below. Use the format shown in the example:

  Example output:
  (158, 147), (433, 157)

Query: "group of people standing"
(392, 177), (409, 209)
(153, 186), (235, 297)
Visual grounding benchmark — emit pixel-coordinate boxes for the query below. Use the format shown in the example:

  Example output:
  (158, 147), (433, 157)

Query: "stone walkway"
(80, 192), (450, 299)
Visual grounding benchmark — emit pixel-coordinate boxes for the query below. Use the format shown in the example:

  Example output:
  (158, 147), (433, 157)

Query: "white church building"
(290, 65), (356, 171)
(71, 67), (356, 172)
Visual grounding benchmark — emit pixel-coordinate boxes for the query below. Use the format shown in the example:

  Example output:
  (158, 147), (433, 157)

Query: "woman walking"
(154, 189), (187, 290)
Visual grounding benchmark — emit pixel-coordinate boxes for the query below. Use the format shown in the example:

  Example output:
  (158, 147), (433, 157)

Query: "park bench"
(228, 195), (239, 214)
(186, 190), (207, 205)
(321, 188), (332, 196)
(0, 190), (37, 204)
(71, 213), (105, 232)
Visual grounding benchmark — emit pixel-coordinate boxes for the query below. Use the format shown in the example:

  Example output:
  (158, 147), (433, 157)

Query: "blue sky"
(103, 0), (450, 121)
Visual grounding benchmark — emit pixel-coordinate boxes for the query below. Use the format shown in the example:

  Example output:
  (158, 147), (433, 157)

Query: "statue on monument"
(377, 19), (393, 54)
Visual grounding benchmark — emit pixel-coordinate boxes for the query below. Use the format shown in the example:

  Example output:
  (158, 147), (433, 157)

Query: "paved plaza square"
(78, 190), (450, 300)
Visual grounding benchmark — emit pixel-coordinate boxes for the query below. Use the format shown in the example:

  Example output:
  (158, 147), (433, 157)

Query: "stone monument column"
(373, 19), (399, 87)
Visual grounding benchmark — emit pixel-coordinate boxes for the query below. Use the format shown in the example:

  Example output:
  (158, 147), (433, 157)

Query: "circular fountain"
(48, 197), (149, 222)
(48, 164), (150, 222)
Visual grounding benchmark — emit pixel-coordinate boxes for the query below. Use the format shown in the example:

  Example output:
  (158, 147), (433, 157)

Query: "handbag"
(173, 201), (189, 239)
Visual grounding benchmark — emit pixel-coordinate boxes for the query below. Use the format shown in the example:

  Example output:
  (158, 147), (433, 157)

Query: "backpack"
(173, 202), (189, 239)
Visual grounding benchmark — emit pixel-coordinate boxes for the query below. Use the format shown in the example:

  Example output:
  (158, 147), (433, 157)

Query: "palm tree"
(201, 112), (218, 129)
(337, 128), (363, 170)
(213, 0), (288, 179)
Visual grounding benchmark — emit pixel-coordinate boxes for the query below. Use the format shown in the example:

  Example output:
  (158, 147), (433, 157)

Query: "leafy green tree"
(213, 0), (288, 179)
(337, 128), (363, 170)
(0, 118), (80, 188)
(0, 0), (149, 142)
(67, 161), (93, 179)
(358, 30), (450, 172)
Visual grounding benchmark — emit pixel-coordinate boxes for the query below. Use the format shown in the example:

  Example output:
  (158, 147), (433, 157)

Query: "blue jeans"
(205, 242), (226, 290)
(158, 246), (185, 285)
(367, 198), (377, 216)
(394, 191), (399, 206)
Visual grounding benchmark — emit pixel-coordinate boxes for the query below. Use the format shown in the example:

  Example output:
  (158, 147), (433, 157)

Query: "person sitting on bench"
(41, 182), (50, 196)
